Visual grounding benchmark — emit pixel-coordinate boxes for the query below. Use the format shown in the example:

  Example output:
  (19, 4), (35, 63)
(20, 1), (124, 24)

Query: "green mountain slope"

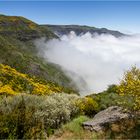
(45, 25), (125, 37)
(0, 15), (57, 41)
(0, 15), (77, 91)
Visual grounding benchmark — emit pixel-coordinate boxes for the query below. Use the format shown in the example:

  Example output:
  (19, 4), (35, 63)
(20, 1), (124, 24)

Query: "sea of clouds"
(35, 32), (140, 95)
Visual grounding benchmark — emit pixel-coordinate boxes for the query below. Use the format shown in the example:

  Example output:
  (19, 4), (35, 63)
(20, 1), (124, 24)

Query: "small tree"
(117, 66), (140, 110)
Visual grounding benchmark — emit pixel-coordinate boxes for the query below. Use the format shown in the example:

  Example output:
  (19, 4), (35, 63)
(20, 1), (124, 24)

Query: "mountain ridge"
(43, 24), (126, 37)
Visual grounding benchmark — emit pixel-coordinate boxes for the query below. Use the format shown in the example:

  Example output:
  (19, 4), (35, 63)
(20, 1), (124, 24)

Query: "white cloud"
(35, 32), (140, 95)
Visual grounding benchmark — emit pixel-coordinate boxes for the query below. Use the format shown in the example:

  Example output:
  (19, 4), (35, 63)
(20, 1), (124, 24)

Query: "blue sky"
(0, 1), (140, 33)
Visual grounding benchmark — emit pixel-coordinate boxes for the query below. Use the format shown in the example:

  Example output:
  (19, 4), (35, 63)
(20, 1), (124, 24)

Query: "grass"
(62, 115), (89, 133)
(49, 115), (100, 140)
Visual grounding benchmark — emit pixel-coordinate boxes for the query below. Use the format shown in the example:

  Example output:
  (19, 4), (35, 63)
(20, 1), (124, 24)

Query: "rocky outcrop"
(83, 106), (135, 131)
(82, 106), (140, 139)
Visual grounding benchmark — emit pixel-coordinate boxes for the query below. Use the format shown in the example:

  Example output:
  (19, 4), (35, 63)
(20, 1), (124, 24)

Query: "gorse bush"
(117, 66), (140, 96)
(117, 66), (140, 110)
(0, 64), (67, 95)
(77, 97), (99, 116)
(0, 93), (79, 139)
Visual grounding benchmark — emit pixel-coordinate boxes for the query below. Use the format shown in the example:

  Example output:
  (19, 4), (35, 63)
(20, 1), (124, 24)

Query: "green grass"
(49, 116), (100, 140)
(62, 115), (90, 133)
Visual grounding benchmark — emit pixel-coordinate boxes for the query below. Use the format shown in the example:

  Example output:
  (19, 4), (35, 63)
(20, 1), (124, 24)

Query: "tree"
(117, 66), (140, 110)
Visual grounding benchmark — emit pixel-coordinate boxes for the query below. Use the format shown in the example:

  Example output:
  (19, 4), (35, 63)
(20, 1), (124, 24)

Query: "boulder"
(82, 106), (135, 132)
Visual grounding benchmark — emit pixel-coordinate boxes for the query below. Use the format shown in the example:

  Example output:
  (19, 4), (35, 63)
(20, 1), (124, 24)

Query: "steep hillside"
(0, 15), (57, 41)
(0, 15), (77, 91)
(45, 25), (125, 37)
(0, 64), (76, 95)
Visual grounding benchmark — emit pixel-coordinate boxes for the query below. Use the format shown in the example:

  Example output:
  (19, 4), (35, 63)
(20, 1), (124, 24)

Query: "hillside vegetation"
(0, 93), (80, 139)
(0, 15), (56, 40)
(0, 64), (76, 95)
(0, 14), (140, 139)
(0, 15), (77, 91)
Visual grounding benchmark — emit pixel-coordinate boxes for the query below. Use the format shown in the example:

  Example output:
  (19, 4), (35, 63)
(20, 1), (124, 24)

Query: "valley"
(0, 14), (140, 139)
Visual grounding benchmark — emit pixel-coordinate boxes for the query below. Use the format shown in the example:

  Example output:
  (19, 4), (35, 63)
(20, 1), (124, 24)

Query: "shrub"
(90, 84), (136, 111)
(106, 84), (118, 93)
(77, 97), (99, 116)
(0, 93), (79, 139)
(0, 64), (67, 95)
(117, 66), (140, 110)
(0, 84), (16, 95)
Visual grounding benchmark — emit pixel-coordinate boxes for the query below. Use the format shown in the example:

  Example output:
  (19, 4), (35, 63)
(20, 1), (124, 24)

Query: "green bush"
(117, 66), (140, 110)
(89, 84), (135, 111)
(0, 93), (79, 139)
(77, 97), (99, 116)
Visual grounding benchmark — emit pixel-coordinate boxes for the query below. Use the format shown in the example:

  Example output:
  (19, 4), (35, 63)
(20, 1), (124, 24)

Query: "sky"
(0, 1), (140, 33)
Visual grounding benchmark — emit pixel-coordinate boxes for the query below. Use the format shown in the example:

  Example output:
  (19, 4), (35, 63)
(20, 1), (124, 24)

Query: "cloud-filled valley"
(36, 32), (140, 95)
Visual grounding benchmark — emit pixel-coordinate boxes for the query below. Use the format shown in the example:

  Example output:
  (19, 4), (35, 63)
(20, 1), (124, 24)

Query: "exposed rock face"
(82, 106), (140, 139)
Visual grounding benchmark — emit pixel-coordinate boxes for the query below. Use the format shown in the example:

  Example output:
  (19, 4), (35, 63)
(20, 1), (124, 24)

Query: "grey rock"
(82, 106), (134, 132)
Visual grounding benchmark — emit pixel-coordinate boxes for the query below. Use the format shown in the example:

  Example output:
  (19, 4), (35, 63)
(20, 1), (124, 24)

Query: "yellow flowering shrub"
(32, 83), (51, 95)
(0, 64), (64, 95)
(0, 85), (16, 95)
(77, 97), (99, 116)
(117, 66), (140, 110)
